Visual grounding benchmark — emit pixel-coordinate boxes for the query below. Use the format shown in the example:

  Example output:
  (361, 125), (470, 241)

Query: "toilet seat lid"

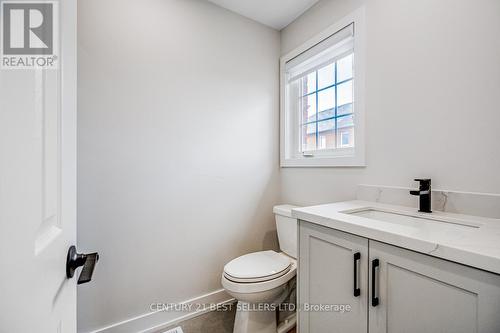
(223, 251), (291, 281)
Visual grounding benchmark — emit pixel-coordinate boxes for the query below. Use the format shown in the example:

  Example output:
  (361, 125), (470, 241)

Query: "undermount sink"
(344, 208), (481, 230)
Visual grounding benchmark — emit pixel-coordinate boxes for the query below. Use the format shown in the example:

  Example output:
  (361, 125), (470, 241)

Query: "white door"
(369, 240), (500, 333)
(0, 0), (78, 332)
(298, 221), (368, 333)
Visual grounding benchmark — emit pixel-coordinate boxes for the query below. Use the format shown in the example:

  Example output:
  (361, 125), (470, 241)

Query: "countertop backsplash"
(357, 184), (500, 219)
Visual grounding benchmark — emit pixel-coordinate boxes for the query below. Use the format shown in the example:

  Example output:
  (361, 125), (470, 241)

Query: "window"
(340, 130), (352, 148)
(280, 8), (365, 167)
(299, 53), (353, 152)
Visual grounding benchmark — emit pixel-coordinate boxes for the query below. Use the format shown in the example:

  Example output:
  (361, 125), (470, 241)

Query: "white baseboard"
(84, 289), (234, 333)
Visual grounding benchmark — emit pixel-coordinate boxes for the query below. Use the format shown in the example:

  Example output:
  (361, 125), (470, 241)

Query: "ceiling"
(206, 0), (320, 30)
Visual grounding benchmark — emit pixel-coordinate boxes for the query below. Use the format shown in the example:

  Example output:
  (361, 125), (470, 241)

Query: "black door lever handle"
(66, 245), (100, 285)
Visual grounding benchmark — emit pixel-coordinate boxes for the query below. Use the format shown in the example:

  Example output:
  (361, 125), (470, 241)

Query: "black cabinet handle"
(371, 259), (379, 306)
(353, 252), (361, 297)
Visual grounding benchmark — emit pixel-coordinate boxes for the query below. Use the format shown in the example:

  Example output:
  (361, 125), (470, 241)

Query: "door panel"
(298, 221), (368, 333)
(369, 240), (500, 333)
(0, 1), (77, 332)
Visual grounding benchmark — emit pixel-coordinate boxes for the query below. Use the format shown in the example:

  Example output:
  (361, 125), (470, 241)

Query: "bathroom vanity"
(293, 201), (500, 333)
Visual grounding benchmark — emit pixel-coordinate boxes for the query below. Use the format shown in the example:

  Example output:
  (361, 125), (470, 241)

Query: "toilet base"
(233, 301), (277, 333)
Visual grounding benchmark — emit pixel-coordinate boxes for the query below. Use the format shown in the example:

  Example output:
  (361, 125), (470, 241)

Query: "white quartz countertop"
(292, 200), (500, 275)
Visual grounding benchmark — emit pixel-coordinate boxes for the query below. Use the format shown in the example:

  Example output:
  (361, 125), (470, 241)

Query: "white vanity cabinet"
(369, 239), (500, 333)
(298, 221), (368, 333)
(299, 220), (500, 333)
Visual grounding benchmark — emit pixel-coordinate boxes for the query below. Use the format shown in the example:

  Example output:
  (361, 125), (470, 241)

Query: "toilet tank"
(273, 205), (299, 259)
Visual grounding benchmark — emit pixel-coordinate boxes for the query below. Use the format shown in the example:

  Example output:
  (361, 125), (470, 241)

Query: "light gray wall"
(280, 0), (500, 206)
(77, 0), (280, 331)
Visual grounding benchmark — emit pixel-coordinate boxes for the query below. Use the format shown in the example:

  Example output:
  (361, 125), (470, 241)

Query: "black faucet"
(410, 179), (432, 213)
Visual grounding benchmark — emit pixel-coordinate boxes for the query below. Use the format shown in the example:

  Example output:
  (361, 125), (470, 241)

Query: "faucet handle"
(414, 178), (431, 190)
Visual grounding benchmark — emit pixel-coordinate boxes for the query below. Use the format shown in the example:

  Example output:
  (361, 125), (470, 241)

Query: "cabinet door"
(369, 240), (500, 333)
(298, 221), (368, 333)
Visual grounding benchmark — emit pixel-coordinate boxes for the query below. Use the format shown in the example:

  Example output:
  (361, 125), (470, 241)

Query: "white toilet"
(222, 205), (298, 333)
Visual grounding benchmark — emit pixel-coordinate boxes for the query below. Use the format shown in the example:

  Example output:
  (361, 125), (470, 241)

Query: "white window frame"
(280, 7), (366, 167)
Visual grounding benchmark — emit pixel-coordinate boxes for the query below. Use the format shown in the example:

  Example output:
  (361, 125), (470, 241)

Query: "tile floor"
(157, 305), (296, 333)
(158, 305), (235, 333)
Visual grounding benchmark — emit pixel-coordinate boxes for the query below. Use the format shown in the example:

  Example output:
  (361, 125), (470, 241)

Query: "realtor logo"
(1, 1), (59, 69)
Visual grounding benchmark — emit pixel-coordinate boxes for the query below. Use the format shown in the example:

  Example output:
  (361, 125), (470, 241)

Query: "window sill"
(281, 155), (366, 168)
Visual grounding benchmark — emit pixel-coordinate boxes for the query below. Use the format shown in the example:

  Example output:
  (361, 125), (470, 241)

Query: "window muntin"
(296, 53), (354, 153)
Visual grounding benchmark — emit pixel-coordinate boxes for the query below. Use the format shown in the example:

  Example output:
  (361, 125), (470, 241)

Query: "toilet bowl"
(221, 205), (298, 333)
